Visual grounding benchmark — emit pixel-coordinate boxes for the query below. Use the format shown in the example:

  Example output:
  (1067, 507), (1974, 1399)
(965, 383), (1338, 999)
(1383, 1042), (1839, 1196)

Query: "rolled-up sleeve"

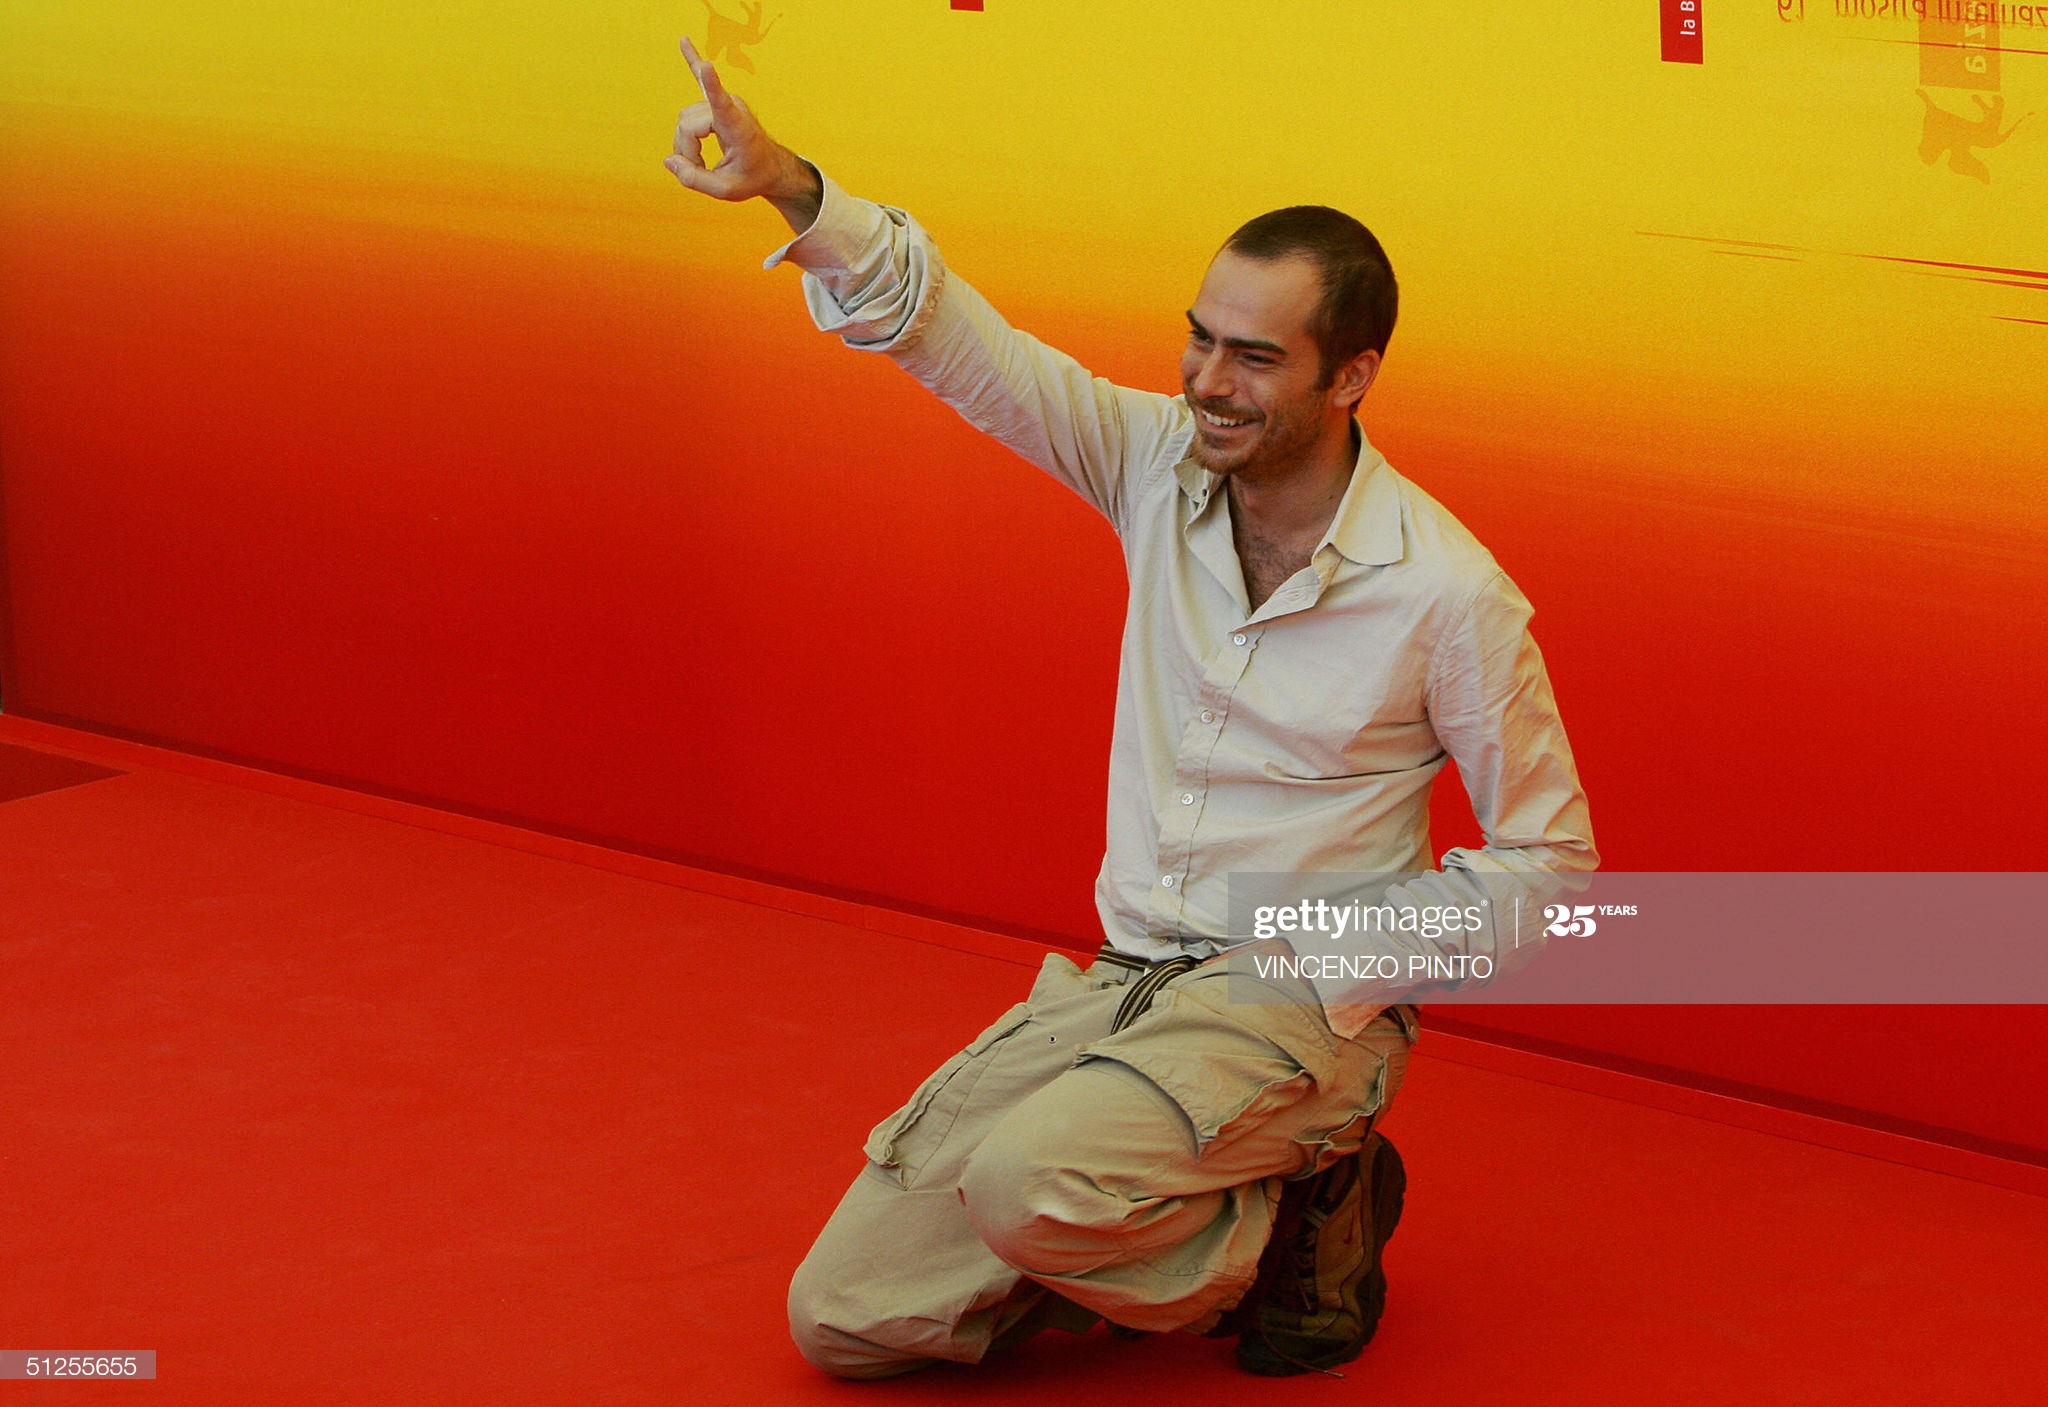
(764, 165), (945, 351)
(762, 165), (1183, 533)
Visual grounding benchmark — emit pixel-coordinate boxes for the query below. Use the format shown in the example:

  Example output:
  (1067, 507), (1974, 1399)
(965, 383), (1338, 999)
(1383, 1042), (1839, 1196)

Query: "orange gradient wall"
(2, 3), (2044, 1152)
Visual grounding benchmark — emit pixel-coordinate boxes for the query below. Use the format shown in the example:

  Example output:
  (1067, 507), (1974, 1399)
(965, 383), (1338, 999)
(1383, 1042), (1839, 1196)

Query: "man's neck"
(1226, 418), (1360, 612)
(1226, 418), (1359, 542)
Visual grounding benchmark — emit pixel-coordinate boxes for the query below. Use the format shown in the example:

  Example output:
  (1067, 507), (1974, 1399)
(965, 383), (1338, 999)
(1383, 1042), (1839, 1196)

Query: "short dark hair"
(1223, 206), (1398, 389)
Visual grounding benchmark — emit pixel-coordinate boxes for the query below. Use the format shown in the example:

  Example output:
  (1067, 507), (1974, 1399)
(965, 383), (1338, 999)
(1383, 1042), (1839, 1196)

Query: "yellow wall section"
(4, 1), (2044, 531)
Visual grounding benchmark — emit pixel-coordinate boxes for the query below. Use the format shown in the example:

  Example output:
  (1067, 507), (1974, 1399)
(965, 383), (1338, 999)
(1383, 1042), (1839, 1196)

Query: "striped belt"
(1090, 943), (1207, 1033)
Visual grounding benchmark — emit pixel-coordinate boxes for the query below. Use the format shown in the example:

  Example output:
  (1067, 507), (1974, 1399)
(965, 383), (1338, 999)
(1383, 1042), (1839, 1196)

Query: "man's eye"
(1244, 356), (1274, 368)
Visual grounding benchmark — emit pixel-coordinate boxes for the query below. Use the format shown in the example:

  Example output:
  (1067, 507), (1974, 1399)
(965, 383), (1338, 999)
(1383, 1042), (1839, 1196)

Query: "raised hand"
(664, 36), (821, 230)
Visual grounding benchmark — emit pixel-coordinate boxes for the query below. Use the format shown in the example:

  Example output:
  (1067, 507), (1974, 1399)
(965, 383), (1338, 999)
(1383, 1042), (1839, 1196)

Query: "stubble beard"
(1186, 390), (1322, 482)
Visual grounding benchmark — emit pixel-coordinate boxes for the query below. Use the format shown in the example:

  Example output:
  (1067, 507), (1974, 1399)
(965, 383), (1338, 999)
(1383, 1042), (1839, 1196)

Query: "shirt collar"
(1173, 421), (1405, 569)
(1321, 425), (1404, 567)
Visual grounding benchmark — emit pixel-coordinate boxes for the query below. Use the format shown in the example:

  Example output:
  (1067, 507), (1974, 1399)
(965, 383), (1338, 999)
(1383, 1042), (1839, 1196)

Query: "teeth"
(1200, 409), (1251, 428)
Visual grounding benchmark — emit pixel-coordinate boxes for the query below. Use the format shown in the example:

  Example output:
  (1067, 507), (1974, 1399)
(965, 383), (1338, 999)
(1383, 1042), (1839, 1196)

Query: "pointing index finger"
(678, 35), (738, 118)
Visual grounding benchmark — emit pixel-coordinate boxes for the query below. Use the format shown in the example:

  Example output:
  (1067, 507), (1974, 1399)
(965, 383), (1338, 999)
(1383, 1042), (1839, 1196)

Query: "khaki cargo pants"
(787, 946), (1417, 1378)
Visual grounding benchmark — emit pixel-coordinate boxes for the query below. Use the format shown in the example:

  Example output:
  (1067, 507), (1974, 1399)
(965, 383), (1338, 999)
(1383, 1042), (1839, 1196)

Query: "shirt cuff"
(760, 162), (885, 275)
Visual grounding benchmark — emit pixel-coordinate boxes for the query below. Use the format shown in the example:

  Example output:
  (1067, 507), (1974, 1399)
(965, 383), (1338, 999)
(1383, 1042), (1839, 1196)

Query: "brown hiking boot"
(1231, 1130), (1407, 1377)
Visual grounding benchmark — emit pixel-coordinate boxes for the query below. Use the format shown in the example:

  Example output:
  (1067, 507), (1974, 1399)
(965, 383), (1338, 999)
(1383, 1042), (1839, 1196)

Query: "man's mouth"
(1197, 407), (1257, 430)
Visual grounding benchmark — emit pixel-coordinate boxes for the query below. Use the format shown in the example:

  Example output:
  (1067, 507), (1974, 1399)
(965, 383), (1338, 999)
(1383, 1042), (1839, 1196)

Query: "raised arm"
(660, 38), (1184, 532)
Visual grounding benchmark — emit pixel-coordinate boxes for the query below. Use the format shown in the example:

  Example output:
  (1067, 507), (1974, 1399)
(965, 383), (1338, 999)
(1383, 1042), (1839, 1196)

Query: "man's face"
(1181, 250), (1337, 479)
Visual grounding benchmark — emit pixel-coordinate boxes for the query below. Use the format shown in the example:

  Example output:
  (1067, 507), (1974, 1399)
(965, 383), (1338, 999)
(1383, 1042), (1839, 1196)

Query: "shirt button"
(1200, 709), (1215, 723)
(1180, 793), (1194, 805)
(1161, 875), (1176, 888)
(1233, 633), (1248, 646)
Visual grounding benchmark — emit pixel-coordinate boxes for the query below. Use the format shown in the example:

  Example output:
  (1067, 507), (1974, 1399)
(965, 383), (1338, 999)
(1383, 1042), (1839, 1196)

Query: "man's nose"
(1189, 351), (1231, 403)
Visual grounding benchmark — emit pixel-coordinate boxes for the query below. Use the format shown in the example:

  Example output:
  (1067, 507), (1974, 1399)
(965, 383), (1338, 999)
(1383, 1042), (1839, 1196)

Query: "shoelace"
(1275, 1160), (1356, 1312)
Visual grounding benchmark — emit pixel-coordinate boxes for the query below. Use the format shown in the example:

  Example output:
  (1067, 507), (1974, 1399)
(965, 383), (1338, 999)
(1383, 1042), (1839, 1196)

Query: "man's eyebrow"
(1184, 312), (1287, 356)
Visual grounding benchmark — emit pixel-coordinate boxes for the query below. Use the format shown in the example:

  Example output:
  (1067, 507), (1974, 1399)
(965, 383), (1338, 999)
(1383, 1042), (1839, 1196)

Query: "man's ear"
(1331, 348), (1382, 413)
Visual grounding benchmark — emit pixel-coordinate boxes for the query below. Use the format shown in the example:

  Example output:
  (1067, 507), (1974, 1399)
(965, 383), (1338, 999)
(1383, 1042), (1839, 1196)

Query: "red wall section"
(1, 196), (1125, 941)
(4, 160), (2045, 1158)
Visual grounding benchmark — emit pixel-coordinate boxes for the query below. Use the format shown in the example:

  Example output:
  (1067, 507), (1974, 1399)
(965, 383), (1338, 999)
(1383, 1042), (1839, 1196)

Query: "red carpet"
(2, 748), (2044, 1404)
(0, 740), (123, 803)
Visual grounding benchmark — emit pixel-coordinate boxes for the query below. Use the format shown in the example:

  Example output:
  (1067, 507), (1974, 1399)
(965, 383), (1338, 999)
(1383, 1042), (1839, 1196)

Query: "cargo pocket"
(863, 1000), (1034, 1189)
(1072, 962), (1362, 1162)
(1289, 1052), (1390, 1176)
(1074, 985), (1311, 1151)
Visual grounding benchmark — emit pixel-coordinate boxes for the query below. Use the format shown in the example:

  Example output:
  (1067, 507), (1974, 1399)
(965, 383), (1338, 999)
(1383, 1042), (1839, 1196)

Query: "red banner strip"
(1662, 0), (1704, 63)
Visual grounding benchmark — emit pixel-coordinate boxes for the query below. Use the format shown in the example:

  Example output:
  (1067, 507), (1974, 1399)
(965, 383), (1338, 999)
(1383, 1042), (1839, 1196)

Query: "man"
(663, 37), (1596, 1380)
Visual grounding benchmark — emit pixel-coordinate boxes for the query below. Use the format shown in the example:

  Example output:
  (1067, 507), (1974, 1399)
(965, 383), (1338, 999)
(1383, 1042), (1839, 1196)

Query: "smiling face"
(1181, 249), (1367, 480)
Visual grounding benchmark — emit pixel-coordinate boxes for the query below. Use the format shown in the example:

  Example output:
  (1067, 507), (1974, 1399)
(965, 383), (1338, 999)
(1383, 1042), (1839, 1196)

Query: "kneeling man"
(663, 37), (1597, 1380)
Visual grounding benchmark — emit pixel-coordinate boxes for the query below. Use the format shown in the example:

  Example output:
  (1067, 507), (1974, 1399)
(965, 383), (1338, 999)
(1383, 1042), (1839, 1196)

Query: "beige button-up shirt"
(765, 170), (1598, 1037)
